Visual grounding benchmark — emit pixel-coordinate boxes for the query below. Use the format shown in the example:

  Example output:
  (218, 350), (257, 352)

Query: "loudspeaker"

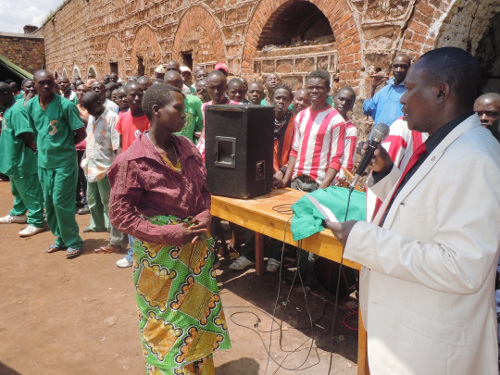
(205, 105), (274, 199)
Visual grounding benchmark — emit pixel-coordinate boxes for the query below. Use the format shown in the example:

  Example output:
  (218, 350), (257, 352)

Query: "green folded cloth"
(291, 187), (366, 241)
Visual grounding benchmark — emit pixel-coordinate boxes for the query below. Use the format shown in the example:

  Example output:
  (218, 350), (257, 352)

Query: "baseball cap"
(215, 62), (228, 74)
(154, 65), (166, 74)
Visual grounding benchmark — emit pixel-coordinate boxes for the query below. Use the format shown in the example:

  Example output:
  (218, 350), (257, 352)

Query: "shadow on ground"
(216, 357), (260, 374)
(0, 362), (22, 375)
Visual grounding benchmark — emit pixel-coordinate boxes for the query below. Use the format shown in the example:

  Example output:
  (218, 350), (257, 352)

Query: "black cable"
(327, 187), (354, 375)
(226, 191), (356, 373)
(265, 219), (318, 373)
(272, 203), (294, 215)
(226, 215), (321, 373)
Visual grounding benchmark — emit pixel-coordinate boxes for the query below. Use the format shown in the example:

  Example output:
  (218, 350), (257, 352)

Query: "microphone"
(350, 122), (390, 191)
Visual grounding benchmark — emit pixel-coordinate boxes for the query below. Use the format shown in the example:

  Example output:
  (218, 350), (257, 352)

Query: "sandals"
(45, 244), (67, 253)
(66, 247), (83, 259)
(94, 245), (121, 254)
(45, 244), (83, 259)
(82, 227), (108, 233)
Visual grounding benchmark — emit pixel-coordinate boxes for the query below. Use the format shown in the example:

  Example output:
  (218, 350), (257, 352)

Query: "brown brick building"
(0, 31), (44, 81)
(40, 0), (500, 131)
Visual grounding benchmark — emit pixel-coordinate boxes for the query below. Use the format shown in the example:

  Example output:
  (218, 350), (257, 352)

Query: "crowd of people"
(0, 46), (500, 374)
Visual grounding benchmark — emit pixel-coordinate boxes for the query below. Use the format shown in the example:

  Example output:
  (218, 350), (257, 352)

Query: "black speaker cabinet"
(205, 105), (274, 199)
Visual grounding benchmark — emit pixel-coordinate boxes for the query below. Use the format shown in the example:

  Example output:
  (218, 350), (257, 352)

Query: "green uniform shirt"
(0, 100), (38, 177)
(14, 92), (24, 101)
(175, 94), (203, 143)
(26, 94), (84, 168)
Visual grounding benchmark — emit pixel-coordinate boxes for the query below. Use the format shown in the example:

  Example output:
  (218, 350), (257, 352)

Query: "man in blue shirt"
(363, 54), (411, 126)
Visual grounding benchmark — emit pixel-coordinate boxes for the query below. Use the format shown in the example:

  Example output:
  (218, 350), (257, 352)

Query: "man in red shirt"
(115, 82), (150, 152)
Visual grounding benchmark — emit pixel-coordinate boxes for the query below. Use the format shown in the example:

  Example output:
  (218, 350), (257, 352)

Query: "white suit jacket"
(344, 115), (500, 375)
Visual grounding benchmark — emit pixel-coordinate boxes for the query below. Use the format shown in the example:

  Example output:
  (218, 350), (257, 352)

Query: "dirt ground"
(0, 181), (358, 375)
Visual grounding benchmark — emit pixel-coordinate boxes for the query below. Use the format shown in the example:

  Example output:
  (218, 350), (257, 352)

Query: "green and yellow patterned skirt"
(132, 215), (231, 375)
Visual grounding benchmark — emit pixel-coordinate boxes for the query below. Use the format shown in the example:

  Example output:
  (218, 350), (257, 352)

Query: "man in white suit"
(328, 47), (500, 374)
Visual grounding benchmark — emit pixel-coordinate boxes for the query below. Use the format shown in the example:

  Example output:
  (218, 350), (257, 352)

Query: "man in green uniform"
(164, 70), (203, 143)
(26, 70), (86, 258)
(0, 82), (46, 237)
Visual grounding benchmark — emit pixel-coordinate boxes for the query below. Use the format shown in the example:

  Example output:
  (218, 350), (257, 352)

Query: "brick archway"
(130, 25), (162, 77)
(434, 0), (500, 53)
(72, 66), (82, 81)
(241, 0), (362, 83)
(401, 0), (500, 58)
(172, 5), (226, 67)
(105, 35), (126, 79)
(87, 64), (98, 80)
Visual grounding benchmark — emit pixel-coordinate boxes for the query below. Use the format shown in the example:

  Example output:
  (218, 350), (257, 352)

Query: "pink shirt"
(290, 106), (346, 184)
(108, 133), (211, 246)
(115, 111), (150, 152)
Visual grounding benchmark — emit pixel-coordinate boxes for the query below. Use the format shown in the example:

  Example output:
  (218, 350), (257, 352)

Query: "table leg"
(357, 309), (369, 375)
(255, 232), (264, 276)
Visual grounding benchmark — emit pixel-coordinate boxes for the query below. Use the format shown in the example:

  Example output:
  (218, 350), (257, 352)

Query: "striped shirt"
(290, 106), (346, 184)
(337, 119), (358, 181)
(366, 117), (428, 221)
(196, 98), (240, 162)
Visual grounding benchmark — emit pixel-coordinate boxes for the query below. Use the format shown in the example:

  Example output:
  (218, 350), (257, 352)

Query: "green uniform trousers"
(86, 176), (111, 232)
(39, 164), (83, 249)
(9, 174), (45, 227)
(87, 176), (127, 248)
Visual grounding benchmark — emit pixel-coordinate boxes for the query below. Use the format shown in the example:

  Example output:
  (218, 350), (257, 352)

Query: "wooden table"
(211, 188), (369, 375)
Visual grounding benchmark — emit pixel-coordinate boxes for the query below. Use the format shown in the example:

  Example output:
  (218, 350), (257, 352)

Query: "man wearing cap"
(215, 62), (229, 77)
(154, 65), (166, 80)
(180, 66), (196, 94)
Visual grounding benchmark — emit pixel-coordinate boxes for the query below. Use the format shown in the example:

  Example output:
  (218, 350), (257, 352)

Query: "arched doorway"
(253, 1), (336, 90)
(130, 25), (162, 77)
(475, 13), (500, 93)
(241, 0), (361, 88)
(172, 6), (226, 72)
(105, 35), (125, 79)
(72, 66), (81, 81)
(87, 66), (97, 81)
(433, 0), (500, 94)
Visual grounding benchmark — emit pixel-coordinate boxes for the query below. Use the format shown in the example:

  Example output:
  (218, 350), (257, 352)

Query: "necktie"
(379, 141), (427, 225)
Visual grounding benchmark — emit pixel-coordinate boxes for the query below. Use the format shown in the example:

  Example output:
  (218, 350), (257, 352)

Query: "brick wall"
(0, 33), (44, 74)
(40, 0), (498, 138)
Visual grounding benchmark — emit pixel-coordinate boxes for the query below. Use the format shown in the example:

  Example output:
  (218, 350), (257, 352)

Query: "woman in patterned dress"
(108, 84), (230, 375)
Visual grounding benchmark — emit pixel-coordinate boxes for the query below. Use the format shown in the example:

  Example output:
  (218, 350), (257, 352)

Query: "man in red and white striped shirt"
(333, 87), (357, 184)
(365, 116), (428, 222)
(196, 70), (240, 162)
(274, 70), (346, 191)
(274, 70), (346, 291)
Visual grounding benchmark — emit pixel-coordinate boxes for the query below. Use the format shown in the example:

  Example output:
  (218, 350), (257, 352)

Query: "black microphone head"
(371, 122), (390, 143)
